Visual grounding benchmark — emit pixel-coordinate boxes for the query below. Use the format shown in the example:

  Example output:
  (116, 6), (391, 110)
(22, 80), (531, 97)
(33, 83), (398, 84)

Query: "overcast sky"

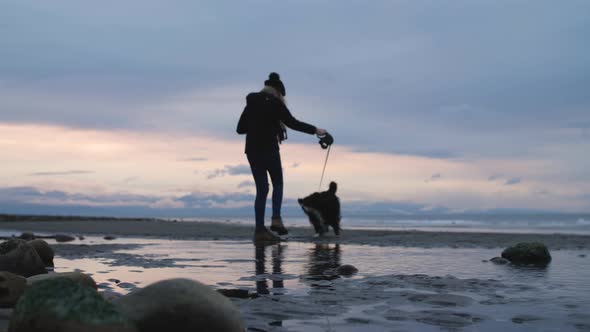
(1, 1), (589, 216)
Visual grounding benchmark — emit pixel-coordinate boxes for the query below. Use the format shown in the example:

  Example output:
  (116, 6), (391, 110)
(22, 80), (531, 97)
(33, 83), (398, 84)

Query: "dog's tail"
(328, 181), (337, 194)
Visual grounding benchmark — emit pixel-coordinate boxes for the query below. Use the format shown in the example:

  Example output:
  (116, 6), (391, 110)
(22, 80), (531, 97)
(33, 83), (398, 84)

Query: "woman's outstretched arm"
(278, 104), (316, 135)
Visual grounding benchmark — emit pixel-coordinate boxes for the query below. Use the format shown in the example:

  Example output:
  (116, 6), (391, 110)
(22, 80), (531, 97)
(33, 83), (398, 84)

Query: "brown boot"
(253, 227), (281, 244)
(270, 217), (288, 235)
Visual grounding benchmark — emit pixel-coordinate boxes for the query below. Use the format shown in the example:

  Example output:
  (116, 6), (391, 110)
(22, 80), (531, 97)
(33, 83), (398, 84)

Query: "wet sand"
(1, 219), (589, 249)
(40, 238), (590, 331)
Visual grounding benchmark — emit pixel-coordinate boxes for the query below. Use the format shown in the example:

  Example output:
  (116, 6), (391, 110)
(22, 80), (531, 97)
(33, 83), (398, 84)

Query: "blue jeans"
(247, 151), (283, 230)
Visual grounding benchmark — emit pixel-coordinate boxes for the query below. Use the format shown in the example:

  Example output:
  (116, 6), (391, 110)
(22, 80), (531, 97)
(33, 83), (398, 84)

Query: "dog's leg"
(315, 211), (327, 236)
(333, 224), (341, 236)
(304, 206), (326, 237)
(312, 218), (324, 236)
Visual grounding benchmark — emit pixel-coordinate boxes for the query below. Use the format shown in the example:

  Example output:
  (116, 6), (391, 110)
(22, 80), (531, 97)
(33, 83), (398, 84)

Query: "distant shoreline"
(0, 214), (164, 223)
(1, 217), (589, 250)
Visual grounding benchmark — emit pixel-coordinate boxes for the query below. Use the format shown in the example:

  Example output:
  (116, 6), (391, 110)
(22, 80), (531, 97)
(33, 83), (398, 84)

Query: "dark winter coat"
(237, 92), (316, 154)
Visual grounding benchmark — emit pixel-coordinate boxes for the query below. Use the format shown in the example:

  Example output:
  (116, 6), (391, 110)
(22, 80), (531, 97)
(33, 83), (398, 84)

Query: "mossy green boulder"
(9, 278), (136, 332)
(28, 271), (97, 290)
(501, 242), (552, 266)
(115, 278), (244, 332)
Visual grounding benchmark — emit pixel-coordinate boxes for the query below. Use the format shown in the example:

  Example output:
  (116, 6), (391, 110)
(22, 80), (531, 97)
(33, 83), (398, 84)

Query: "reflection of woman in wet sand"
(254, 244), (285, 295)
(304, 243), (342, 283)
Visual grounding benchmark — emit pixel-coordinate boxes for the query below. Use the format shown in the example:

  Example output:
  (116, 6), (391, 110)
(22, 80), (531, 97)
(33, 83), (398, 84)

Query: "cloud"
(207, 164), (251, 180)
(534, 190), (551, 196)
(226, 164), (251, 175)
(149, 198), (185, 209)
(184, 157), (208, 162)
(0, 186), (253, 210)
(0, 185), (588, 217)
(566, 121), (590, 130)
(237, 180), (255, 189)
(122, 177), (138, 183)
(28, 170), (93, 176)
(0, 186), (153, 206)
(425, 173), (442, 183)
(504, 177), (522, 186)
(206, 169), (225, 180)
(1, 2), (590, 213)
(488, 174), (503, 181)
(0, 1), (588, 162)
(291, 162), (300, 168)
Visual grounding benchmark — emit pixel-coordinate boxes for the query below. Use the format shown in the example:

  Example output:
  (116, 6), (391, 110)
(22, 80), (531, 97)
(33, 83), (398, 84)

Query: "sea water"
(47, 236), (590, 331)
(168, 214), (590, 235)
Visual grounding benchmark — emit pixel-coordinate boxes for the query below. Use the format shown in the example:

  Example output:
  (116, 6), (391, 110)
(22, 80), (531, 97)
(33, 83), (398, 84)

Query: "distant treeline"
(0, 214), (162, 222)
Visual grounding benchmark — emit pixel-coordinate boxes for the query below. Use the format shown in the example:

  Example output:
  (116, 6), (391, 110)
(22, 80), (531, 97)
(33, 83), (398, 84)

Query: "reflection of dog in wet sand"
(305, 243), (341, 283)
(298, 182), (341, 237)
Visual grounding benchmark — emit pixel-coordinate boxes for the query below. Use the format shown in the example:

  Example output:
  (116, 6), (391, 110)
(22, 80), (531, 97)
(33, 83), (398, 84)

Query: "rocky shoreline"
(0, 219), (588, 331)
(0, 235), (246, 332)
(0, 228), (590, 332)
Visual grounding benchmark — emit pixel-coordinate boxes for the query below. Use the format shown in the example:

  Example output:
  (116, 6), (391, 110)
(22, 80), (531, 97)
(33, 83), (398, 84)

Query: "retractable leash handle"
(317, 132), (334, 149)
(317, 132), (334, 190)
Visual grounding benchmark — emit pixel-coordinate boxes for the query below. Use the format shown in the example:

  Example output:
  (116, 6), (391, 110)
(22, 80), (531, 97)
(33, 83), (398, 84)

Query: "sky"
(1, 1), (589, 217)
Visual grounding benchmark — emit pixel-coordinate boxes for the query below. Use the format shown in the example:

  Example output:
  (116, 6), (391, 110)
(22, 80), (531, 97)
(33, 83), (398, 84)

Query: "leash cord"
(319, 145), (331, 191)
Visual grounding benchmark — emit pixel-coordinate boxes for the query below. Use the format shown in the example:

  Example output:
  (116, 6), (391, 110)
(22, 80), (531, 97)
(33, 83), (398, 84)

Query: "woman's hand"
(316, 128), (327, 136)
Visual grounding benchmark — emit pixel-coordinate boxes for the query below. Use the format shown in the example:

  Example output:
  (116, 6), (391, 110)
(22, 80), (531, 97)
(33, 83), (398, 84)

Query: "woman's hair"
(260, 86), (288, 143)
(261, 85), (286, 104)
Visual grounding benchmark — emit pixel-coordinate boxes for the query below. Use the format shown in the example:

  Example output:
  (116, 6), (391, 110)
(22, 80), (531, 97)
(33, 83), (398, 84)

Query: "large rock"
(501, 242), (552, 266)
(0, 272), (27, 308)
(0, 239), (47, 277)
(28, 272), (97, 290)
(0, 240), (23, 254)
(115, 278), (244, 332)
(28, 240), (54, 267)
(8, 278), (136, 332)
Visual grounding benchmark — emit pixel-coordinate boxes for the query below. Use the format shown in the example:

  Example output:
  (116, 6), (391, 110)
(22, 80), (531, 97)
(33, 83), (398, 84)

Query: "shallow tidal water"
(45, 236), (590, 331)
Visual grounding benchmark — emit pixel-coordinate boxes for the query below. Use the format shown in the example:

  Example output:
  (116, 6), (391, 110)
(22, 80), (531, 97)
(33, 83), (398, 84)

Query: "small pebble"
(117, 282), (137, 289)
(217, 289), (256, 299)
(19, 232), (35, 240)
(490, 257), (510, 265)
(55, 234), (76, 242)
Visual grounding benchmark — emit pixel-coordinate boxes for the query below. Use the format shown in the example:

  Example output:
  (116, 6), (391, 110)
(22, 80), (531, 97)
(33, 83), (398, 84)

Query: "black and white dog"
(298, 182), (341, 237)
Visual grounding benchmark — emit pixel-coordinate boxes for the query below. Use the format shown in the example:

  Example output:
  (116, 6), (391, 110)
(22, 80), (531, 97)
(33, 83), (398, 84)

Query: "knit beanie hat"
(264, 72), (286, 96)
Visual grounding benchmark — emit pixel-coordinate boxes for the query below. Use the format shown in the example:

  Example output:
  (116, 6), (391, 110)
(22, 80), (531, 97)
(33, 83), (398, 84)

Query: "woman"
(237, 72), (327, 242)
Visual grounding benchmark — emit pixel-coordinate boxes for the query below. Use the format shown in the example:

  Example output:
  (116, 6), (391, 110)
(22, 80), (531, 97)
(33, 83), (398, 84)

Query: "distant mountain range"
(0, 201), (587, 221)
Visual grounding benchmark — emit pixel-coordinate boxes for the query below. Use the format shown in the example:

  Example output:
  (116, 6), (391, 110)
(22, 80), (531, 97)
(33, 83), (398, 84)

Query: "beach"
(1, 218), (589, 249)
(1, 218), (590, 331)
